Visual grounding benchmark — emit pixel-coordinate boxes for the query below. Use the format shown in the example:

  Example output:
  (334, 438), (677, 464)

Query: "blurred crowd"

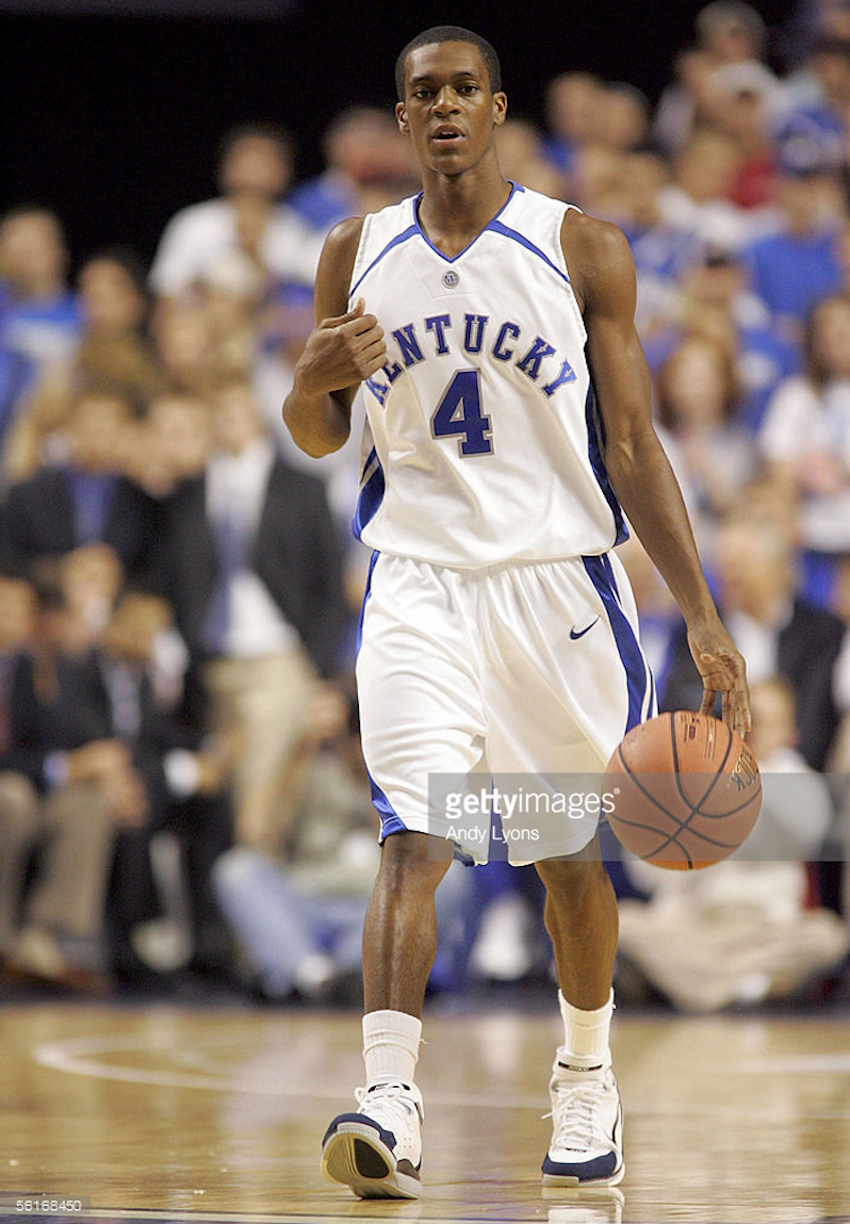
(2, 0), (850, 1009)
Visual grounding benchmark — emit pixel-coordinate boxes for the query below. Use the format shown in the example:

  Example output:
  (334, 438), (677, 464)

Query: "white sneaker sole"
(321, 1122), (422, 1199)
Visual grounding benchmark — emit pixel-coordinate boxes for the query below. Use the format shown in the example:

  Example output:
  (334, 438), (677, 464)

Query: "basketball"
(603, 711), (762, 870)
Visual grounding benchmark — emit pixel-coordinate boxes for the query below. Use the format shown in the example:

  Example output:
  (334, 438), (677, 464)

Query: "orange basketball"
(603, 711), (762, 870)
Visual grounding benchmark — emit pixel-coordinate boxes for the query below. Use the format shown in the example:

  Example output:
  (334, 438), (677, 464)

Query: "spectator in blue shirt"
(0, 206), (82, 431)
(742, 119), (846, 343)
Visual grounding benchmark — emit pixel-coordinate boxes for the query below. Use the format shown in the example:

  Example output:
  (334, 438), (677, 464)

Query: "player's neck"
(417, 165), (512, 258)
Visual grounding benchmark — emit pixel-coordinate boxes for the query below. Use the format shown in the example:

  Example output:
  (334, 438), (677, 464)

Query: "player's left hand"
(686, 615), (751, 738)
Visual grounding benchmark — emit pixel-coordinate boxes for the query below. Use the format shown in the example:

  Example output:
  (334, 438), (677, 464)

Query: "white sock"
(363, 1009), (422, 1088)
(557, 989), (614, 1073)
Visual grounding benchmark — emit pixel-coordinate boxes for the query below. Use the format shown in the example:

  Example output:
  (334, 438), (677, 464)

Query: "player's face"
(396, 41), (506, 175)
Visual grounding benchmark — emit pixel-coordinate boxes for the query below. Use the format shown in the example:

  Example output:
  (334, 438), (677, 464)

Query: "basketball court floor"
(2, 997), (849, 1224)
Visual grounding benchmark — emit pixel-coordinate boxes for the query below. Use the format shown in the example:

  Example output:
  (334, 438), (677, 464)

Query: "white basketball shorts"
(356, 550), (656, 865)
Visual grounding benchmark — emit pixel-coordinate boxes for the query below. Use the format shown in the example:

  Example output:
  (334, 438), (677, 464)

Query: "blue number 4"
(431, 369), (493, 456)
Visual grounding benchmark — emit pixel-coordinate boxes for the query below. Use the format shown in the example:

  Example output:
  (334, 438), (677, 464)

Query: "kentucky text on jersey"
(350, 184), (628, 568)
(364, 315), (577, 406)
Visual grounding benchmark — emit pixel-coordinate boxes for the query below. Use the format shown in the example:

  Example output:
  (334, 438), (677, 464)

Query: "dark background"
(2, 0), (800, 270)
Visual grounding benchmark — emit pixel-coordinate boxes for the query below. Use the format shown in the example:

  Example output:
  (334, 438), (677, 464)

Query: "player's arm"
(282, 218), (388, 457)
(561, 211), (751, 735)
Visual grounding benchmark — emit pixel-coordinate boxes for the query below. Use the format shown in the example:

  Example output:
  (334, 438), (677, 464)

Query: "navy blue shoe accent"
(541, 1151), (619, 1181)
(322, 1111), (397, 1152)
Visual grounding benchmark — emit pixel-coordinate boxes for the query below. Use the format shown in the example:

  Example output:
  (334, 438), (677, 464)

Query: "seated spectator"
(710, 60), (783, 212)
(742, 121), (847, 343)
(662, 511), (846, 772)
(0, 389), (159, 586)
(542, 71), (603, 181)
(784, 33), (850, 116)
(0, 205), (82, 395)
(57, 543), (124, 658)
(194, 250), (267, 382)
(129, 392), (213, 502)
(657, 129), (753, 253)
(0, 576), (115, 992)
(2, 247), (162, 486)
(213, 685), (474, 1001)
(653, 47), (730, 157)
(759, 294), (850, 607)
(653, 334), (757, 562)
(609, 152), (700, 338)
(697, 1), (770, 70)
(542, 75), (649, 210)
(161, 379), (347, 849)
(287, 107), (420, 234)
(95, 590), (236, 982)
(642, 240), (802, 433)
(570, 146), (630, 219)
(617, 676), (848, 1012)
(594, 82), (651, 153)
(152, 300), (220, 397)
(148, 123), (321, 300)
(212, 685), (375, 1000)
(653, 0), (771, 154)
(496, 118), (569, 198)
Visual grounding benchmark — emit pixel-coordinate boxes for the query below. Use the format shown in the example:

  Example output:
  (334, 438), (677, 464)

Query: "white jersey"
(350, 183), (627, 568)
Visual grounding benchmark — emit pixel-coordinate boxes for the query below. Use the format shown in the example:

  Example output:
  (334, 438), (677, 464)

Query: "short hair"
(79, 245), (149, 300)
(0, 203), (64, 237)
(696, 1), (766, 51)
(217, 122), (294, 167)
(395, 26), (501, 100)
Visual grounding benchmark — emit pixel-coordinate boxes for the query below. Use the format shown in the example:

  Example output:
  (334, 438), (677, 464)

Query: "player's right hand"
(295, 298), (387, 398)
(686, 617), (751, 739)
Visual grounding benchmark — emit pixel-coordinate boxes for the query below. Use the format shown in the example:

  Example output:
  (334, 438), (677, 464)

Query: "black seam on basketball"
(643, 718), (738, 855)
(618, 717), (756, 861)
(682, 778), (763, 821)
(618, 741), (708, 849)
(671, 717), (734, 828)
(616, 743), (684, 824)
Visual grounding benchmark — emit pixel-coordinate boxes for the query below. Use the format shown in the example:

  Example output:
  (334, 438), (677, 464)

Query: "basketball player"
(284, 25), (750, 1199)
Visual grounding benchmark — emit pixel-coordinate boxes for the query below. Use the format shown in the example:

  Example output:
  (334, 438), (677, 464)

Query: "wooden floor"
(1, 998), (849, 1223)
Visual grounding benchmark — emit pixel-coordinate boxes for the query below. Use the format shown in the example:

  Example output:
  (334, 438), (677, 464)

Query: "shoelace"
(355, 1083), (423, 1130)
(545, 1078), (610, 1152)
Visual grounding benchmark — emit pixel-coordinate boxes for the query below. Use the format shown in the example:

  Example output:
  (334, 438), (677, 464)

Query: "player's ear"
(492, 91), (507, 128)
(396, 101), (409, 134)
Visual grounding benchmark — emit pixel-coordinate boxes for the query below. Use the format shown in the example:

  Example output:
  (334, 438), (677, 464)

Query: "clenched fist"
(295, 298), (388, 399)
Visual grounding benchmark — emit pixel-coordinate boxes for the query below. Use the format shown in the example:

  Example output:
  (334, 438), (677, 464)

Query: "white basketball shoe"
(542, 1058), (624, 1187)
(321, 1080), (424, 1199)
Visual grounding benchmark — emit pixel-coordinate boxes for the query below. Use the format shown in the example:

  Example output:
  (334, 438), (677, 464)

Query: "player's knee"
(536, 854), (609, 900)
(378, 830), (451, 891)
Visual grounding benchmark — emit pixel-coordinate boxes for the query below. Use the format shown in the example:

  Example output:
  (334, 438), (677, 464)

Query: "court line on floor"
(32, 1029), (850, 1125)
(31, 1031), (545, 1108)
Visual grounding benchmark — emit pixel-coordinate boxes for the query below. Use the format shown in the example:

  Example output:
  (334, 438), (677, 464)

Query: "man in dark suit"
(0, 389), (158, 585)
(9, 584), (235, 984)
(661, 515), (845, 773)
(0, 577), (116, 990)
(161, 379), (347, 849)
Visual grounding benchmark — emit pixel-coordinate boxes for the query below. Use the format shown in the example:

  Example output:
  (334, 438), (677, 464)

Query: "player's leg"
(536, 845), (623, 1187)
(321, 831), (451, 1199)
(322, 555), (485, 1199)
(480, 556), (650, 1188)
(536, 844), (618, 1012)
(362, 829), (453, 1016)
